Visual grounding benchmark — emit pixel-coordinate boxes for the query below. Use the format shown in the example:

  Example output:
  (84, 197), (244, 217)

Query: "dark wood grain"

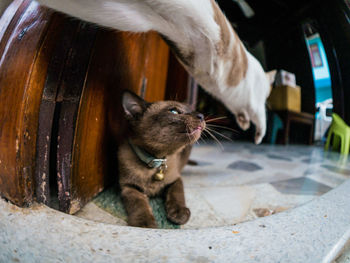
(144, 32), (169, 102)
(0, 0), (30, 57)
(56, 22), (97, 213)
(0, 0), (27, 43)
(67, 31), (172, 214)
(0, 1), (53, 206)
(165, 51), (190, 102)
(107, 32), (170, 139)
(0, 5), (173, 212)
(35, 14), (79, 205)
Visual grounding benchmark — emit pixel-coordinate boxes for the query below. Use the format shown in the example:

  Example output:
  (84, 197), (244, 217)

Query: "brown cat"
(118, 91), (205, 228)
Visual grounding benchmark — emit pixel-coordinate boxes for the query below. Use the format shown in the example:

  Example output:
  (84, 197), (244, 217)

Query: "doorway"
(303, 22), (333, 142)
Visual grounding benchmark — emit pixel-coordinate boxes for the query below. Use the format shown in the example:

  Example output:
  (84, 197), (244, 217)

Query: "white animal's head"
(232, 64), (275, 144)
(209, 51), (275, 145)
(202, 0), (276, 144)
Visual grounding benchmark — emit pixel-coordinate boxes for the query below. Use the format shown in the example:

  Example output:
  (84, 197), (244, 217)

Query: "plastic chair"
(325, 113), (350, 155)
(265, 111), (284, 144)
(270, 113), (283, 144)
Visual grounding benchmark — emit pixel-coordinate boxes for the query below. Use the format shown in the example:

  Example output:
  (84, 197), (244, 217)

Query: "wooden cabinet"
(0, 0), (53, 206)
(0, 1), (184, 213)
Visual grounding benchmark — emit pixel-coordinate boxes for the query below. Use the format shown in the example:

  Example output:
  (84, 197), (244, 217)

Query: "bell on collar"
(154, 168), (165, 181)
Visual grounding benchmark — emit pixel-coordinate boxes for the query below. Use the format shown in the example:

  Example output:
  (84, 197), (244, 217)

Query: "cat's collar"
(128, 140), (167, 169)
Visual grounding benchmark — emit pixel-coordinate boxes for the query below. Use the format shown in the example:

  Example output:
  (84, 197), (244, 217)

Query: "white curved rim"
(1, 179), (350, 262)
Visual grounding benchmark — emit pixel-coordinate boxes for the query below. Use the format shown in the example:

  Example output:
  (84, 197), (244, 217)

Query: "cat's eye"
(169, 108), (180, 114)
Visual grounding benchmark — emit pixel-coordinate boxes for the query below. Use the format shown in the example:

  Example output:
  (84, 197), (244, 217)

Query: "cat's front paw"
(128, 213), (157, 228)
(166, 206), (191, 225)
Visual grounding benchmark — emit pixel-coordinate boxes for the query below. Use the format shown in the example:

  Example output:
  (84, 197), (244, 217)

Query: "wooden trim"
(0, 2), (53, 206)
(35, 14), (80, 205)
(56, 22), (98, 213)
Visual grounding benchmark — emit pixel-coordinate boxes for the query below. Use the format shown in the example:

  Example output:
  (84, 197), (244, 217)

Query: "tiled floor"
(2, 141), (350, 263)
(76, 142), (350, 229)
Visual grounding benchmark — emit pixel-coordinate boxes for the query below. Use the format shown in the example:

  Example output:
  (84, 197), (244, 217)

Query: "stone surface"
(1, 142), (350, 262)
(75, 142), (350, 228)
(227, 160), (263, 172)
(185, 186), (255, 228)
(75, 202), (127, 225)
(271, 177), (332, 196)
(1, 179), (350, 262)
(322, 165), (350, 176)
(267, 154), (292, 161)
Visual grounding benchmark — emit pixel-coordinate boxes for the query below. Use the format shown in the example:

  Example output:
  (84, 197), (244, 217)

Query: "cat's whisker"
(200, 132), (209, 142)
(203, 129), (224, 150)
(205, 116), (228, 123)
(204, 114), (214, 120)
(205, 116), (225, 122)
(206, 124), (238, 134)
(204, 130), (224, 150)
(186, 124), (197, 144)
(185, 124), (192, 143)
(199, 137), (206, 144)
(205, 127), (233, 142)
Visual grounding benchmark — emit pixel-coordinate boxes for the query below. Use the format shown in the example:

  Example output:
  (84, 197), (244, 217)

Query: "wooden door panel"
(69, 31), (171, 213)
(0, 0), (28, 43)
(165, 52), (190, 102)
(56, 22), (98, 213)
(144, 32), (169, 102)
(0, 4), (171, 212)
(69, 30), (153, 214)
(0, 1), (52, 206)
(35, 14), (80, 205)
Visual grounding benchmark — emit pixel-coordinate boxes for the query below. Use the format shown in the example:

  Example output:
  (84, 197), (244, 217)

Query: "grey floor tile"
(271, 177), (332, 196)
(227, 160), (263, 172)
(267, 154), (292, 162)
(322, 164), (350, 176)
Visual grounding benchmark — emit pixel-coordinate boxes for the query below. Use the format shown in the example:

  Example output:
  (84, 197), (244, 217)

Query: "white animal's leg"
(236, 109), (251, 131)
(35, 0), (270, 144)
(251, 106), (266, 145)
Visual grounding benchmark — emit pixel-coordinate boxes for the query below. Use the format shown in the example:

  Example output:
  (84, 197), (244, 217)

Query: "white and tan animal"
(1, 0), (274, 144)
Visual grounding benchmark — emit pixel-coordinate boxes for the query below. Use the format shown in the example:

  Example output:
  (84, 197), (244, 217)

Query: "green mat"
(93, 187), (180, 229)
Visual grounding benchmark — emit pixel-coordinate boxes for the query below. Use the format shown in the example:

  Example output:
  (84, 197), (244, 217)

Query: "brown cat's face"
(122, 91), (205, 154)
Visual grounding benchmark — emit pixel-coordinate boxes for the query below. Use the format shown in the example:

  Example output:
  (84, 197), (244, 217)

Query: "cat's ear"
(266, 70), (277, 85)
(265, 70), (277, 96)
(122, 90), (148, 119)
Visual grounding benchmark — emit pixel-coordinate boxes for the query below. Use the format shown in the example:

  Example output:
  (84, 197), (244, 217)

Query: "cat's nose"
(197, 113), (204, 121)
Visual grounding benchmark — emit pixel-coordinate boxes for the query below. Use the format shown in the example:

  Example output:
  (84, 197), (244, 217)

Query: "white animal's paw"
(255, 131), (263, 144)
(236, 111), (250, 130)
